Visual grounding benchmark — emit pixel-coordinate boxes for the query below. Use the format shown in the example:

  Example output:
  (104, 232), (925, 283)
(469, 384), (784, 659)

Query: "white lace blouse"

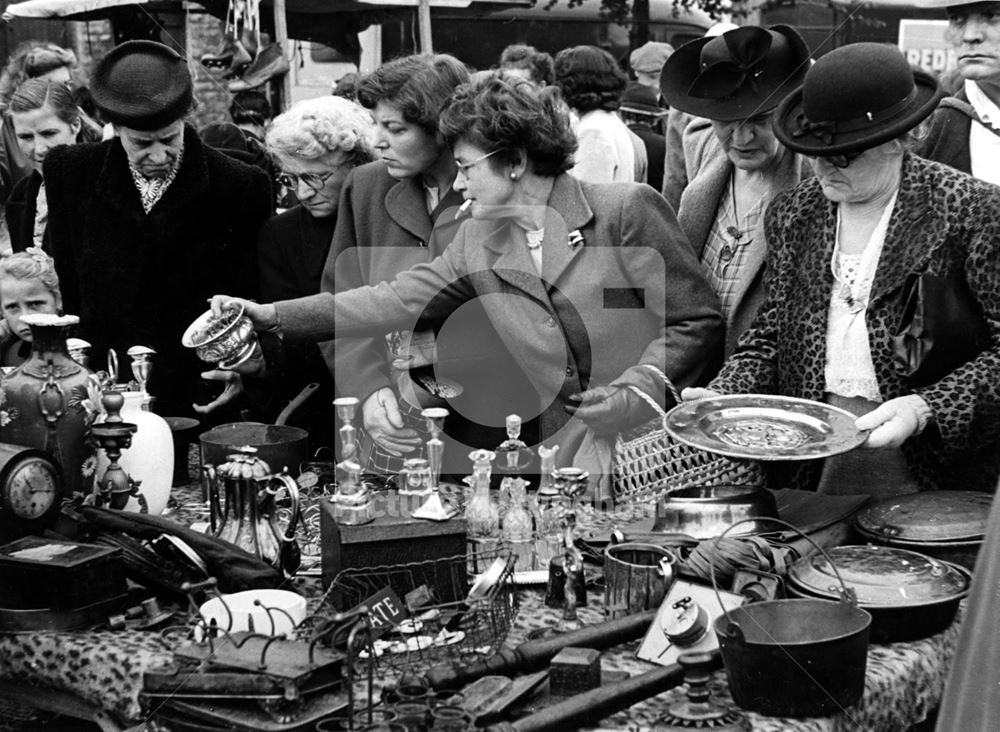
(824, 192), (898, 401)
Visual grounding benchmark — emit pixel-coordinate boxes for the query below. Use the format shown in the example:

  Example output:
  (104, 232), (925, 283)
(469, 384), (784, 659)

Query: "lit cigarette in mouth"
(457, 200), (472, 217)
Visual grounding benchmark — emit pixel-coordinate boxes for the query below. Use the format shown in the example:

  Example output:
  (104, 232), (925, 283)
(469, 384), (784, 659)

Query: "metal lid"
(855, 491), (991, 543)
(788, 545), (970, 607)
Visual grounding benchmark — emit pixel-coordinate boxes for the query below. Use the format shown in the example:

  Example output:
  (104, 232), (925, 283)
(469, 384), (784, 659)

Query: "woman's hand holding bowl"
(209, 295), (280, 334)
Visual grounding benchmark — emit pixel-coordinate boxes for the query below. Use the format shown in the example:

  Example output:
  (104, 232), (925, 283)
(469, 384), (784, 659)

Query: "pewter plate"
(664, 394), (868, 461)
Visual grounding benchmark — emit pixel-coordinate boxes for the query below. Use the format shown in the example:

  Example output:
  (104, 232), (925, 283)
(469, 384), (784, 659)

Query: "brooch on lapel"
(568, 230), (584, 248)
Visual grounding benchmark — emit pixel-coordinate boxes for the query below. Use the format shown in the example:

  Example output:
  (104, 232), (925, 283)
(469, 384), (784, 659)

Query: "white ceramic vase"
(95, 391), (174, 515)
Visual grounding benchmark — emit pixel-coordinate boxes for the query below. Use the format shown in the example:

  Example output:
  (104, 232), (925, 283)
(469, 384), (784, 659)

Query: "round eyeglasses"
(277, 170), (336, 192)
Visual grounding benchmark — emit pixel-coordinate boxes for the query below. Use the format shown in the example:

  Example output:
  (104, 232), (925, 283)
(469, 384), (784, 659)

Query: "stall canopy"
(2, 0), (529, 52)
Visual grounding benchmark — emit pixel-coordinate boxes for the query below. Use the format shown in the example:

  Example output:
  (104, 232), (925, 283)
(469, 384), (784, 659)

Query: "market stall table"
(0, 485), (962, 731)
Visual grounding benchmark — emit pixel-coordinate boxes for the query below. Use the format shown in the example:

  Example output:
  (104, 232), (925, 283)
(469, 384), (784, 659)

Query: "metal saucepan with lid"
(788, 544), (971, 643)
(854, 490), (991, 570)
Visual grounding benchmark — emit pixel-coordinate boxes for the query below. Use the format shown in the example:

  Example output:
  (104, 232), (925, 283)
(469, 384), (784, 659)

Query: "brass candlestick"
(88, 391), (145, 511)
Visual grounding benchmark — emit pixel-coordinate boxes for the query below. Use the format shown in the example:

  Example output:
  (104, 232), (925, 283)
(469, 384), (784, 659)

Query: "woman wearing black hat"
(43, 40), (272, 421)
(685, 42), (1000, 496)
(660, 25), (811, 358)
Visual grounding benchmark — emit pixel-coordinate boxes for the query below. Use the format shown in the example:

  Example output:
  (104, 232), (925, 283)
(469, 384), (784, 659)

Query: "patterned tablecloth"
(0, 488), (961, 731)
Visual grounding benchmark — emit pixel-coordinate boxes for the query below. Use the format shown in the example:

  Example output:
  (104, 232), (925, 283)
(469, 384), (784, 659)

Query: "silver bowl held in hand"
(181, 303), (260, 370)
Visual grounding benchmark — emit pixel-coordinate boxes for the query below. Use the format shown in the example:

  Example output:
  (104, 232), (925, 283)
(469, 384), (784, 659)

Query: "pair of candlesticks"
(328, 398), (454, 525)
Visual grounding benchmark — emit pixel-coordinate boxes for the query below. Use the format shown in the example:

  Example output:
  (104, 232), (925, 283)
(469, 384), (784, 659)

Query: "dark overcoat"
(710, 153), (1000, 493)
(44, 125), (272, 417)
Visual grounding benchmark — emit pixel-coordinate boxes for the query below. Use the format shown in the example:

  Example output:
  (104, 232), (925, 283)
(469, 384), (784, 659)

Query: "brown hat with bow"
(660, 25), (810, 122)
(773, 42), (942, 156)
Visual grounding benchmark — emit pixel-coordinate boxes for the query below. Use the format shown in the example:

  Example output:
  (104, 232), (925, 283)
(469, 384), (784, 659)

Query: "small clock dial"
(7, 458), (58, 520)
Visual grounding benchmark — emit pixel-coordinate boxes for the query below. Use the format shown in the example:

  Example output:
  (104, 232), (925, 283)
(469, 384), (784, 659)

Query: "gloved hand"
(855, 394), (933, 449)
(680, 387), (723, 402)
(565, 385), (653, 436)
(362, 388), (422, 456)
(193, 369), (245, 414)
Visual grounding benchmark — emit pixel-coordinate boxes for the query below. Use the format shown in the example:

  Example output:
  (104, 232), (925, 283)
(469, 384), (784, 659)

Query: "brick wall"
(185, 10), (230, 128)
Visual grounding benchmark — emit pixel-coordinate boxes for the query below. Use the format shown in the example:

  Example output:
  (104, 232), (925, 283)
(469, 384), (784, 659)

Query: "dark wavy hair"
(439, 73), (576, 178)
(499, 44), (555, 87)
(357, 54), (469, 135)
(554, 45), (628, 113)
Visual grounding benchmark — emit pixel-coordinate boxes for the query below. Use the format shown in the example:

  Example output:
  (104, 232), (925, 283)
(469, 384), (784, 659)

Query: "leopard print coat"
(710, 153), (1000, 493)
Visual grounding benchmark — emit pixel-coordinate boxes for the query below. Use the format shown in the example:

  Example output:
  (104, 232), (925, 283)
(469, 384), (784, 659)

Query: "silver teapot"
(202, 446), (302, 577)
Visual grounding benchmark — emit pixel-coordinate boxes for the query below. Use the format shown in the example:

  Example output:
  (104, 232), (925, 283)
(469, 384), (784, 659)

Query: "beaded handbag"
(613, 366), (761, 503)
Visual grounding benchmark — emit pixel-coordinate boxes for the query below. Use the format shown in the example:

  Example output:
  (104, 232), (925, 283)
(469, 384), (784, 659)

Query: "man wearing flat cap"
(629, 41), (674, 91)
(915, 0), (1000, 183)
(44, 40), (272, 419)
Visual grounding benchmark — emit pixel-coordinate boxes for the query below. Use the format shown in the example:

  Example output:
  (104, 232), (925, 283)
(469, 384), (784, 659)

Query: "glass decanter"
(464, 449), (499, 549)
(534, 444), (563, 567)
(501, 475), (534, 570)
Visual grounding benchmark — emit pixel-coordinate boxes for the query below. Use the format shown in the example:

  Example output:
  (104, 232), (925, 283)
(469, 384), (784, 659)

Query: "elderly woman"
(5, 79), (101, 253)
(196, 97), (374, 442)
(554, 45), (643, 184)
(328, 54), (532, 475)
(214, 75), (723, 500)
(660, 25), (811, 356)
(685, 43), (1000, 497)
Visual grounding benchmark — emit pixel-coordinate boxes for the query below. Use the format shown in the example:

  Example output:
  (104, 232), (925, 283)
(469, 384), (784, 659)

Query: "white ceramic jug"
(95, 391), (174, 515)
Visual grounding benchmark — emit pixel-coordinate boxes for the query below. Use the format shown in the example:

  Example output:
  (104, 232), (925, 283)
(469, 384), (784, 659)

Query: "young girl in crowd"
(0, 247), (62, 366)
(5, 78), (101, 252)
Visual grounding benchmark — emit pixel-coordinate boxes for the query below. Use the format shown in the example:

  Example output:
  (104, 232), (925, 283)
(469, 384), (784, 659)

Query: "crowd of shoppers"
(2, 6), (999, 501)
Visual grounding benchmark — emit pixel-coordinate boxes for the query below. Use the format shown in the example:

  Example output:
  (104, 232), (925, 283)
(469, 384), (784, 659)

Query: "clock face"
(6, 457), (59, 520)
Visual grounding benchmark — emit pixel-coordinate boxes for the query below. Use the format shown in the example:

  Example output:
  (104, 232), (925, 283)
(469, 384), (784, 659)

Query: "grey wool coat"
(674, 125), (811, 357)
(276, 173), (724, 479)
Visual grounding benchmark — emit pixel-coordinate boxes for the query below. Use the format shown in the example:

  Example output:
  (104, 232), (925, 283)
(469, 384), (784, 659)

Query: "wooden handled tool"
(425, 609), (656, 690)
(488, 650), (722, 732)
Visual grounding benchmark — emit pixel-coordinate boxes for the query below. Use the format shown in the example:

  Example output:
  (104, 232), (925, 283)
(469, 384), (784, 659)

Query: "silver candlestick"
(127, 345), (156, 397)
(412, 407), (456, 521)
(329, 396), (374, 525)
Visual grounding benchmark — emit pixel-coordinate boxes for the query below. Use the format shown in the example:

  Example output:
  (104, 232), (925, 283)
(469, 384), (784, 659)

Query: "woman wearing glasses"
(685, 43), (1000, 496)
(210, 75), (722, 501)
(327, 55), (535, 476)
(660, 25), (811, 357)
(196, 96), (374, 442)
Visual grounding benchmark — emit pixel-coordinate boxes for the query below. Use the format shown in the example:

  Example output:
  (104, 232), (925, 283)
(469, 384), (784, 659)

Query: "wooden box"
(0, 536), (126, 610)
(550, 647), (602, 697)
(320, 491), (468, 604)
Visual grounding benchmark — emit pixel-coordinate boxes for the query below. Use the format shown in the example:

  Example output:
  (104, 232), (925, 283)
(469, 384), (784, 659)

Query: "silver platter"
(665, 394), (868, 461)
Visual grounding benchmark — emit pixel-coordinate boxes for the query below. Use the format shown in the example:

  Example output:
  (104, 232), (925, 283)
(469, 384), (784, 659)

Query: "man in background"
(916, 0), (1000, 183)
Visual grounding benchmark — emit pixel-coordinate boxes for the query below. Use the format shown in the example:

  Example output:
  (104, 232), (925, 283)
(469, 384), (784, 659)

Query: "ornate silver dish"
(665, 394), (868, 461)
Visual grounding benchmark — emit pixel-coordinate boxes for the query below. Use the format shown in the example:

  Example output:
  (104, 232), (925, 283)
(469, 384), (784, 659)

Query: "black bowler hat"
(660, 25), (810, 122)
(91, 40), (193, 131)
(774, 42), (943, 157)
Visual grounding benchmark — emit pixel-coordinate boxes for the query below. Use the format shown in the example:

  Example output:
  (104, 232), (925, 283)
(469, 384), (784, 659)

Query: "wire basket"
(315, 546), (519, 677)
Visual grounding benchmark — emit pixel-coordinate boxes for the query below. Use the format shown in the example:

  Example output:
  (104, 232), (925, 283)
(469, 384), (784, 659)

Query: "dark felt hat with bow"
(773, 42), (942, 156)
(660, 25), (810, 122)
